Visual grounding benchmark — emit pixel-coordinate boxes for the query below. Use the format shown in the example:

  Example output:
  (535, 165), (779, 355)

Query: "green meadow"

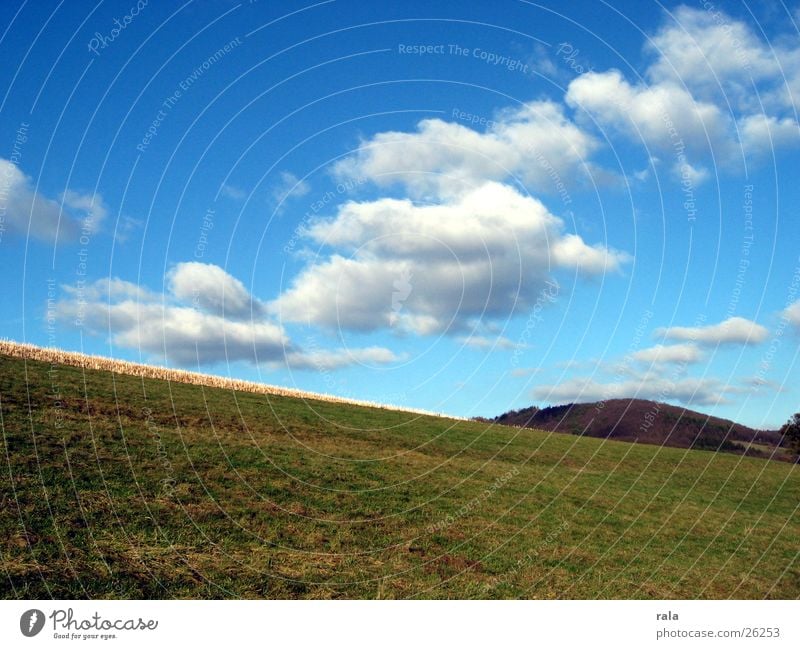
(1, 352), (798, 599)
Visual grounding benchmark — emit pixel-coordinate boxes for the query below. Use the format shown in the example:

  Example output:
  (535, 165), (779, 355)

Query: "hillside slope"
(1, 352), (799, 599)
(493, 399), (790, 461)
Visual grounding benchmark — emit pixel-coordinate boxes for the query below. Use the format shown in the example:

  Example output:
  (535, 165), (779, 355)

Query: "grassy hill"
(1, 349), (799, 599)
(493, 400), (792, 462)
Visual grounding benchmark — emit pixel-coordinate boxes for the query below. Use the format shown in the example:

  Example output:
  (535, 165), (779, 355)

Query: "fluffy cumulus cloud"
(332, 100), (599, 200)
(272, 182), (628, 334)
(0, 158), (107, 242)
(566, 69), (735, 170)
(655, 316), (768, 346)
(54, 262), (398, 369)
(333, 6), (800, 207)
(645, 5), (800, 116)
(565, 6), (800, 174)
(631, 342), (704, 364)
(532, 372), (735, 406)
(167, 261), (262, 319)
(737, 114), (800, 157)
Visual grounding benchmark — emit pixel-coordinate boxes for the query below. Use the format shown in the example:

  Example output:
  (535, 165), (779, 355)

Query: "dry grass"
(0, 340), (464, 420)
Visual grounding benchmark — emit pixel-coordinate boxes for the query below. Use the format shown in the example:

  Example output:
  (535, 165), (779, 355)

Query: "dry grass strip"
(0, 340), (465, 420)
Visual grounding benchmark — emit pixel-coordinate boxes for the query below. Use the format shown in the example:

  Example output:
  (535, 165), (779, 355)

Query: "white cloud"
(286, 346), (400, 370)
(632, 342), (704, 364)
(564, 7), (800, 174)
(61, 189), (107, 233)
(220, 183), (247, 201)
(332, 100), (599, 200)
(532, 373), (733, 406)
(510, 367), (545, 378)
(552, 359), (602, 372)
(457, 334), (518, 351)
(271, 182), (628, 334)
(167, 261), (261, 319)
(62, 277), (161, 303)
(527, 43), (560, 78)
(114, 215), (143, 243)
(672, 160), (709, 186)
(272, 171), (310, 205)
(783, 299), (800, 328)
(54, 263), (397, 369)
(655, 316), (768, 346)
(738, 114), (800, 156)
(0, 158), (107, 242)
(645, 6), (782, 111)
(742, 376), (788, 394)
(566, 69), (736, 170)
(645, 5), (800, 115)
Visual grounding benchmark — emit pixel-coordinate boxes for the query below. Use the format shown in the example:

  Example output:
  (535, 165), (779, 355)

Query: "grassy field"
(1, 351), (798, 599)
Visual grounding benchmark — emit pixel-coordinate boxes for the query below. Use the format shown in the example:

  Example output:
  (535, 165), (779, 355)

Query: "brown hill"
(491, 399), (790, 461)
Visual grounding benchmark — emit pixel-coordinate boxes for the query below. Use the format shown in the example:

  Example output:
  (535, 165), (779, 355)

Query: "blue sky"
(1, 0), (799, 428)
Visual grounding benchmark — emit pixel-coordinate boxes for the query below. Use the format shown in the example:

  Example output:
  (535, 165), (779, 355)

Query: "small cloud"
(272, 171), (310, 206)
(739, 114), (800, 157)
(672, 161), (709, 186)
(555, 358), (601, 370)
(632, 343), (704, 364)
(114, 215), (143, 243)
(221, 183), (247, 201)
(655, 316), (768, 346)
(457, 334), (518, 351)
(510, 367), (544, 378)
(782, 299), (800, 329)
(287, 346), (400, 370)
(532, 372), (736, 406)
(741, 376), (788, 394)
(167, 261), (263, 320)
(527, 43), (559, 78)
(0, 158), (108, 242)
(61, 189), (108, 233)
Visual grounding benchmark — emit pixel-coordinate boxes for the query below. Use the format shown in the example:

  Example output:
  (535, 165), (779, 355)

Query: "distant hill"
(491, 399), (791, 461)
